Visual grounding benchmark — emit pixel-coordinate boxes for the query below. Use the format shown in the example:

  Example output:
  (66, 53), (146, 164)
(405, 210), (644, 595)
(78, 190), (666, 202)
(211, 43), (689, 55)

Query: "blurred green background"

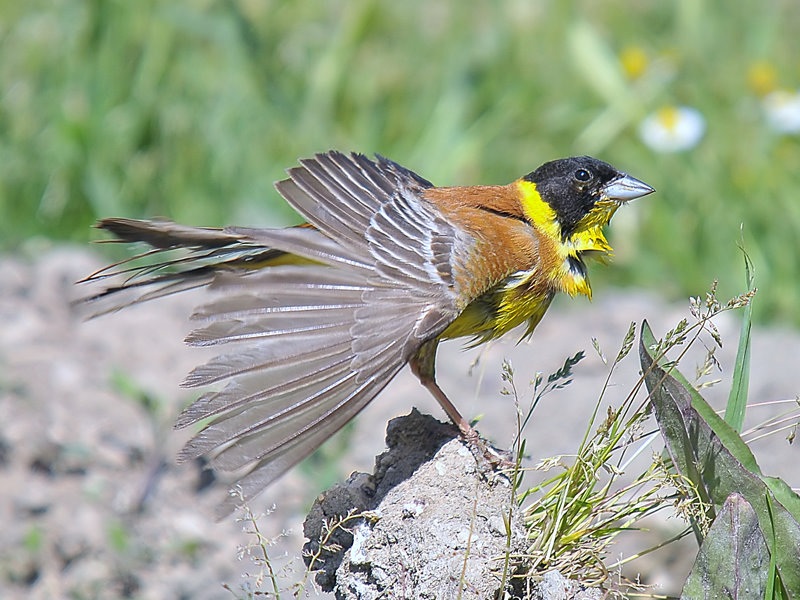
(1, 0), (799, 324)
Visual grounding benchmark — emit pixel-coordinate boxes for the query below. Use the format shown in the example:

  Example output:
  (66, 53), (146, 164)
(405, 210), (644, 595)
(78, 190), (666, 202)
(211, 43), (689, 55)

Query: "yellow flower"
(747, 61), (778, 97)
(639, 106), (705, 153)
(619, 46), (648, 81)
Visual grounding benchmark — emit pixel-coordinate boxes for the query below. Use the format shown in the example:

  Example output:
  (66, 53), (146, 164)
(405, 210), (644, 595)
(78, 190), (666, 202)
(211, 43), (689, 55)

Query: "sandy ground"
(1, 246), (797, 599)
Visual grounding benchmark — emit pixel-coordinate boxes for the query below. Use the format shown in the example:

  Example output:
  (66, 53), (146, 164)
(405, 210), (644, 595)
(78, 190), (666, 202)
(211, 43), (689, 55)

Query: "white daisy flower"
(763, 90), (800, 134)
(639, 106), (706, 153)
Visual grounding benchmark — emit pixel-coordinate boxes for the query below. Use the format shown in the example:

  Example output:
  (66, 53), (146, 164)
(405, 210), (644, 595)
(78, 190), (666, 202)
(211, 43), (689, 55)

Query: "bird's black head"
(523, 157), (621, 237)
(523, 156), (653, 238)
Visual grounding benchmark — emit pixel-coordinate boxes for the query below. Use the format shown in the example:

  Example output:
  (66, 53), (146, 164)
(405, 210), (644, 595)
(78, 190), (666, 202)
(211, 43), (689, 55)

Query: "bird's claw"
(459, 423), (517, 475)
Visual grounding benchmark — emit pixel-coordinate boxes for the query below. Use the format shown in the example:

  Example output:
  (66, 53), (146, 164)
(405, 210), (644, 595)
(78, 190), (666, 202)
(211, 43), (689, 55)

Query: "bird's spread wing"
(80, 152), (466, 514)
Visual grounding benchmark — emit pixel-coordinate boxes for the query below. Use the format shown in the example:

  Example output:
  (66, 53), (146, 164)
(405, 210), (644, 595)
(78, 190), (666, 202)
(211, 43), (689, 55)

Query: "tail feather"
(95, 217), (241, 249)
(78, 220), (276, 316)
(79, 269), (217, 318)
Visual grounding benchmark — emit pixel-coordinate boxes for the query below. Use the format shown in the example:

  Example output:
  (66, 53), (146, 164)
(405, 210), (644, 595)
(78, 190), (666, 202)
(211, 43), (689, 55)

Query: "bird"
(80, 151), (654, 514)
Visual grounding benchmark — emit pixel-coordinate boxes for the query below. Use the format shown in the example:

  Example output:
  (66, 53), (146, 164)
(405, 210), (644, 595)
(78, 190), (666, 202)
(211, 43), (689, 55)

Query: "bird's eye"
(574, 168), (592, 182)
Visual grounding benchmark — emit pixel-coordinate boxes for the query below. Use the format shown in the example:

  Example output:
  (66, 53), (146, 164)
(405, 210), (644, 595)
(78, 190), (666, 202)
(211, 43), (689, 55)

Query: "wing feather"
(207, 341), (406, 472)
(180, 328), (352, 387)
(80, 152), (476, 513)
(213, 362), (400, 517)
(176, 349), (352, 429)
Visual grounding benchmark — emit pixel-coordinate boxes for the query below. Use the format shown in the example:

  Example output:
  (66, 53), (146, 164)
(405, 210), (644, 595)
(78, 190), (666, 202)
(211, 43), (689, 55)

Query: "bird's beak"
(601, 174), (655, 204)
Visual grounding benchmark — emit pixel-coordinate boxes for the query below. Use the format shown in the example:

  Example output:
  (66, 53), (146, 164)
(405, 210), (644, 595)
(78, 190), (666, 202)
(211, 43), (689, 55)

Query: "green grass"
(2, 0), (800, 324)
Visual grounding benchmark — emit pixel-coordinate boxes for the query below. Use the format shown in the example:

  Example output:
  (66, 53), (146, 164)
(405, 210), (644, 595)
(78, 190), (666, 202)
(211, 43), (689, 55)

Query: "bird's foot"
(458, 423), (517, 475)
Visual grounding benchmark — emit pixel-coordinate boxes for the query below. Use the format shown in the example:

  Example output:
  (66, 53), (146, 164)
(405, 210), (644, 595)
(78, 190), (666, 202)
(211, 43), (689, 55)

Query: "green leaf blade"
(725, 248), (755, 432)
(640, 321), (800, 597)
(680, 493), (769, 600)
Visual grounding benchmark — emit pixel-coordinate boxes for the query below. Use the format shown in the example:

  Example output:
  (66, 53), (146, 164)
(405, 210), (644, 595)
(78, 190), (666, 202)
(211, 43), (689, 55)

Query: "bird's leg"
(410, 341), (516, 475)
(409, 339), (478, 440)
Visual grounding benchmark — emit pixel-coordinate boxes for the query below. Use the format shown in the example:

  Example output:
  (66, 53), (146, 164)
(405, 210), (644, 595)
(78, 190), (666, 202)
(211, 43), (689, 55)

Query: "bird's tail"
(76, 218), (313, 317)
